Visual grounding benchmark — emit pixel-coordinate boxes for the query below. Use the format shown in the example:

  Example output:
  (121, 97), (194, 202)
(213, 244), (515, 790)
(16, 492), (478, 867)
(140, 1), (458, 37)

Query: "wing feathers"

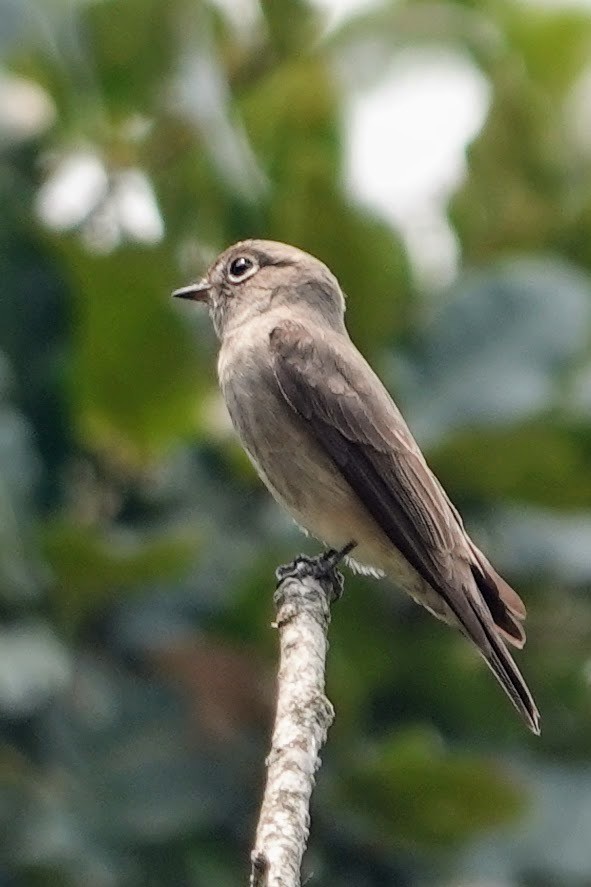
(269, 319), (539, 733)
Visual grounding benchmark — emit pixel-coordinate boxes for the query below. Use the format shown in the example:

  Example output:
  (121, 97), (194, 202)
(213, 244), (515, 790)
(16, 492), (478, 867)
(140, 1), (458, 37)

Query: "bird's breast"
(218, 326), (371, 540)
(217, 325), (422, 586)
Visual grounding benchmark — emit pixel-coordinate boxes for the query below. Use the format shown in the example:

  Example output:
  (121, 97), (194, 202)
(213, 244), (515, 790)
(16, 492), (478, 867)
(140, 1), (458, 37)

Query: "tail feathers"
(463, 590), (540, 735)
(469, 562), (526, 649)
(467, 545), (527, 648)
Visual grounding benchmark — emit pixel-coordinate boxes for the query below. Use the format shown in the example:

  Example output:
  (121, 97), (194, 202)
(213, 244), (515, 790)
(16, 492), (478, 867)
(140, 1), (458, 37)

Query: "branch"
(249, 548), (351, 887)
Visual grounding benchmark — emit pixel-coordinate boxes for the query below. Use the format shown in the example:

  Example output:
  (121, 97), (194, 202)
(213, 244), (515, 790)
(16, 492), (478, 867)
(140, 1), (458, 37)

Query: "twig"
(249, 546), (352, 887)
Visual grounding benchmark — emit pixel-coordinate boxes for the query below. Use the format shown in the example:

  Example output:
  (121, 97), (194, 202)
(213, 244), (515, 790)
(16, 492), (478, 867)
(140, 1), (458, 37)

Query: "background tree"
(1, 0), (591, 884)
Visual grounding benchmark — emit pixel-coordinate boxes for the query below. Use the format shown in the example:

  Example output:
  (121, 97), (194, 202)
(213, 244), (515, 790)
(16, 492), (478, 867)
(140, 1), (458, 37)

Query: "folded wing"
(269, 319), (539, 734)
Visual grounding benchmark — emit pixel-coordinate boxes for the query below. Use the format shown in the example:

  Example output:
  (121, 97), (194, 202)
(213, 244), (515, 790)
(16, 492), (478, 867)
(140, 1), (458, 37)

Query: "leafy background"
(1, 0), (591, 884)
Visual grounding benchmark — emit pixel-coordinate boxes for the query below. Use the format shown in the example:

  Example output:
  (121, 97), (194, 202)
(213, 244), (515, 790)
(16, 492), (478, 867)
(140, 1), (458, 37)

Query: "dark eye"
(227, 255), (257, 283)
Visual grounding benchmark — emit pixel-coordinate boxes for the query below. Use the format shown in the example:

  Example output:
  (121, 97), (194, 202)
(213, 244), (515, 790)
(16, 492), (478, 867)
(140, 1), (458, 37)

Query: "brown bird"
(173, 239), (540, 734)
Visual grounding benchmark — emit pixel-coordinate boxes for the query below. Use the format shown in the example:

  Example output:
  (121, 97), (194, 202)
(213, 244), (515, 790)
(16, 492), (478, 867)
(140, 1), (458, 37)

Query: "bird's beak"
(172, 279), (211, 302)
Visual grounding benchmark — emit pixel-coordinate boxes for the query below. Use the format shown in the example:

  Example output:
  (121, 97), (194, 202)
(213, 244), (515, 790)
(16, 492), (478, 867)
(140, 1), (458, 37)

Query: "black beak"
(172, 279), (211, 302)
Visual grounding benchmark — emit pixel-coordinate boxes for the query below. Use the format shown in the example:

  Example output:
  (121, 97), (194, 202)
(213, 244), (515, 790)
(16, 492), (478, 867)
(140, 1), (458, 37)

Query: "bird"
(173, 239), (540, 734)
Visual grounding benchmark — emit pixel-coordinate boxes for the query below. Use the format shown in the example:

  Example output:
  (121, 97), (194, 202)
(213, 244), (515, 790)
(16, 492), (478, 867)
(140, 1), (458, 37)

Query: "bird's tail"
(460, 588), (540, 735)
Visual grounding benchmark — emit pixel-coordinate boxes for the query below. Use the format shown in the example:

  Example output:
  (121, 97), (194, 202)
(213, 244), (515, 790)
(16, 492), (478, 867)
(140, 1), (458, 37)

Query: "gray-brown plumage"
(173, 239), (540, 734)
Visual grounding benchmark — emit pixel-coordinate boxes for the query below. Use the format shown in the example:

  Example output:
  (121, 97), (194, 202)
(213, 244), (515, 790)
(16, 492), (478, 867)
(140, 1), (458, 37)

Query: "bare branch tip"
(249, 545), (350, 885)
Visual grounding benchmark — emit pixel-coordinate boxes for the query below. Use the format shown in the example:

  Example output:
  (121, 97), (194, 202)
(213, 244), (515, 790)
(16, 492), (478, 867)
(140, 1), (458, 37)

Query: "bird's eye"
(227, 255), (257, 283)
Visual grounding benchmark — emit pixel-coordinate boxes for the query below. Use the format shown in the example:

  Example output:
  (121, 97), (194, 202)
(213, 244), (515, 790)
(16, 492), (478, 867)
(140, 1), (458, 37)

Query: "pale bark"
(249, 551), (348, 887)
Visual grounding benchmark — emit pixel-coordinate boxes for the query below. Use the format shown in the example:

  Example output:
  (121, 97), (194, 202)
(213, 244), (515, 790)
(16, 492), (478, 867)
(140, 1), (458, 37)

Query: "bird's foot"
(275, 541), (357, 602)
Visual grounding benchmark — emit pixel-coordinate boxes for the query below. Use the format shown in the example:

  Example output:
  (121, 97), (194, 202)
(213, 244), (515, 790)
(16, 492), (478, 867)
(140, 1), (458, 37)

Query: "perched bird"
(173, 239), (540, 734)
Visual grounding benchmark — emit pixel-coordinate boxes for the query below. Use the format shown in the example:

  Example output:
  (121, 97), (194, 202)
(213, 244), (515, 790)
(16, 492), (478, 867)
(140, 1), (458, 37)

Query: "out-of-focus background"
(1, 0), (591, 883)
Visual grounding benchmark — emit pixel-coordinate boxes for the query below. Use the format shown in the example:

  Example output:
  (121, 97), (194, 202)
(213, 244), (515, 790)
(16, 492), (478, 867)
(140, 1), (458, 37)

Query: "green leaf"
(340, 727), (527, 848)
(83, 0), (176, 113)
(499, 5), (591, 96)
(240, 58), (340, 176)
(56, 240), (208, 464)
(259, 0), (320, 59)
(428, 421), (591, 509)
(42, 518), (200, 627)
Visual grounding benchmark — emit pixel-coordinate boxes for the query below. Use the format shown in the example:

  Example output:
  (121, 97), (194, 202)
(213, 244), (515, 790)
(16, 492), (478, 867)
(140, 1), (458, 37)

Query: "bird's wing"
(269, 319), (522, 632)
(269, 319), (539, 733)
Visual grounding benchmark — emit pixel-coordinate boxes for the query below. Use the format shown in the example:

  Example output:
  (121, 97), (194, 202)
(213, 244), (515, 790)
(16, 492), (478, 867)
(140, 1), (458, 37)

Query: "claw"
(319, 540), (357, 574)
(275, 541), (357, 600)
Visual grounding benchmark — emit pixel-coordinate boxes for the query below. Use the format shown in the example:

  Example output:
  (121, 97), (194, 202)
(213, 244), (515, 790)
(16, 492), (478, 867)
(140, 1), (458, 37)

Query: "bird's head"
(172, 239), (346, 339)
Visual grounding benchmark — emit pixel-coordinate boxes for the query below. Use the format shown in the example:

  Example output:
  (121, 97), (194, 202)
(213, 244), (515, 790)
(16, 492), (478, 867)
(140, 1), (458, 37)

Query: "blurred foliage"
(43, 517), (201, 629)
(1, 0), (591, 885)
(338, 727), (526, 848)
(64, 241), (207, 461)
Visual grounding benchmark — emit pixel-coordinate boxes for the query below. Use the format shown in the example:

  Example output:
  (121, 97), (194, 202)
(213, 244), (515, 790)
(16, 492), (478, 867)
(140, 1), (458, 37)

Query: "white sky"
(344, 48), (490, 285)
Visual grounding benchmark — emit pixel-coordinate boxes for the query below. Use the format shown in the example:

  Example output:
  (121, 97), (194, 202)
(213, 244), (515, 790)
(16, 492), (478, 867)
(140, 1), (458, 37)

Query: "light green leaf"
(42, 518), (200, 626)
(340, 727), (527, 848)
(57, 240), (208, 464)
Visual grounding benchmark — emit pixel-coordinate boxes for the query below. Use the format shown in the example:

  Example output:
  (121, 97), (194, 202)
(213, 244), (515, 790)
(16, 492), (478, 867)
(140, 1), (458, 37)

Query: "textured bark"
(249, 553), (345, 887)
